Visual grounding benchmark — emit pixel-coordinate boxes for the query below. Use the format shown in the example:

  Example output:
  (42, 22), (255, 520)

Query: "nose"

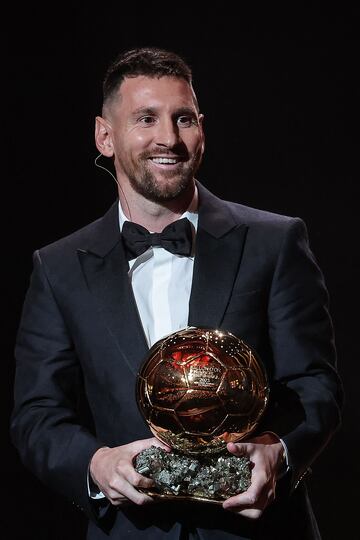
(155, 117), (180, 148)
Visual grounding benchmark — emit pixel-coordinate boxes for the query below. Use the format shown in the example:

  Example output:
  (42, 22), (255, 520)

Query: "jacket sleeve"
(261, 217), (344, 489)
(10, 250), (107, 522)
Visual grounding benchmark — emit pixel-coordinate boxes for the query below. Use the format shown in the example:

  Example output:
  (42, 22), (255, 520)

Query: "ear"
(95, 116), (114, 157)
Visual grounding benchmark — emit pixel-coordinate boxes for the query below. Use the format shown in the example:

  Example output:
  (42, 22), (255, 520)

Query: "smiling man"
(96, 72), (204, 230)
(11, 47), (343, 540)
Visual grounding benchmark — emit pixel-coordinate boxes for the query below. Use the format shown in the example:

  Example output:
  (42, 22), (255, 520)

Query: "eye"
(177, 115), (197, 127)
(139, 115), (157, 125)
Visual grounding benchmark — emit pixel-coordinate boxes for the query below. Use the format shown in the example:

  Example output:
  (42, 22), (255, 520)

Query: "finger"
(120, 482), (154, 506)
(223, 487), (258, 510)
(224, 486), (271, 520)
(227, 441), (252, 457)
(222, 472), (264, 510)
(108, 477), (154, 506)
(236, 508), (264, 520)
(110, 494), (129, 507)
(223, 469), (274, 519)
(223, 485), (266, 519)
(118, 459), (155, 487)
(127, 468), (156, 490)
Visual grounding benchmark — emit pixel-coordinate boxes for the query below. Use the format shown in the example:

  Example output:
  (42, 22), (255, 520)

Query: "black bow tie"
(121, 217), (193, 260)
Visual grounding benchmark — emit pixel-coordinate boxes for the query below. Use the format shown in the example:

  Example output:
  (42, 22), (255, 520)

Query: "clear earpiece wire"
(94, 153), (119, 186)
(94, 153), (132, 220)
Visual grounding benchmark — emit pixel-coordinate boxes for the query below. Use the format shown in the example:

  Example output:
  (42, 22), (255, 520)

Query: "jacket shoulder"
(226, 200), (299, 228)
(197, 182), (303, 233)
(37, 217), (103, 257)
(36, 201), (119, 262)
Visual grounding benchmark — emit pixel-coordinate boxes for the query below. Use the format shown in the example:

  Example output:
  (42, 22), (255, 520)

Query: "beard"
(125, 148), (203, 203)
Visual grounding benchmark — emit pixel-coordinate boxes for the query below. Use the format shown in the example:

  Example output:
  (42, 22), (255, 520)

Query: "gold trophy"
(135, 327), (269, 503)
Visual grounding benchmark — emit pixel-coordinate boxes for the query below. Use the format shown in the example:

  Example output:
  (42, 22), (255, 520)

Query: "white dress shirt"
(119, 196), (198, 348)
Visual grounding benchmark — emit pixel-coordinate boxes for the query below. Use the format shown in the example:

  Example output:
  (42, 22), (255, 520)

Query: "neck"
(118, 181), (197, 232)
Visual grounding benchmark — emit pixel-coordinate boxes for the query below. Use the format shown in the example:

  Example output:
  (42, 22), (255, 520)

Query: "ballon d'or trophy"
(135, 327), (269, 503)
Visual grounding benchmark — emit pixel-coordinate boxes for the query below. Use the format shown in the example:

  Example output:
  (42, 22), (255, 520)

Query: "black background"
(4, 5), (359, 539)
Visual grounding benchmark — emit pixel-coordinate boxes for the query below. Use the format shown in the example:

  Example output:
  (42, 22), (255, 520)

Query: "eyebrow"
(131, 106), (197, 117)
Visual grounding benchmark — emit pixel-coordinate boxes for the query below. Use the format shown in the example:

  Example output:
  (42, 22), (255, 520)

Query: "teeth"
(151, 157), (178, 164)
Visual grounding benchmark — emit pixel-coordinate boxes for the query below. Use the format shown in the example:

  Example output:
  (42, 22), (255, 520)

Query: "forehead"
(116, 75), (198, 112)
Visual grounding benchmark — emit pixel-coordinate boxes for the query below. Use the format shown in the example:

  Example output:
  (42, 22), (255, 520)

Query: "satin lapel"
(189, 183), (248, 329)
(77, 202), (149, 376)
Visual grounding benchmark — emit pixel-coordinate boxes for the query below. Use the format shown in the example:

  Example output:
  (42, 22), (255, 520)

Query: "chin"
(154, 178), (194, 202)
(130, 171), (194, 203)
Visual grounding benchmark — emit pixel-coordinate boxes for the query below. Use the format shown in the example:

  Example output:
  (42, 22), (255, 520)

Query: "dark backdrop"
(4, 6), (359, 540)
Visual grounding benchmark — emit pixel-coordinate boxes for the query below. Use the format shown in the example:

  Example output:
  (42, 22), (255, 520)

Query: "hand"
(90, 437), (170, 506)
(222, 432), (285, 519)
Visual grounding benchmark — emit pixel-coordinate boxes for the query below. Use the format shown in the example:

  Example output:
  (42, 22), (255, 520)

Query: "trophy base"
(140, 491), (228, 505)
(134, 446), (251, 503)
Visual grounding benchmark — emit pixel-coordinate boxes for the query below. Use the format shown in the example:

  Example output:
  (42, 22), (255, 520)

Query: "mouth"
(148, 156), (184, 169)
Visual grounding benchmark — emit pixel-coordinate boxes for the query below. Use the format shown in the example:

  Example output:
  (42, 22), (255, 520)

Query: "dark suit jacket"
(11, 183), (343, 539)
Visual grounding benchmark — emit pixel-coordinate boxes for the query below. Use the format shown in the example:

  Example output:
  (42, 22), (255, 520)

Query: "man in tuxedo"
(11, 47), (343, 539)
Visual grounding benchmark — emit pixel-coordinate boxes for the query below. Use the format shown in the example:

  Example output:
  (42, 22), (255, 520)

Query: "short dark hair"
(102, 47), (193, 107)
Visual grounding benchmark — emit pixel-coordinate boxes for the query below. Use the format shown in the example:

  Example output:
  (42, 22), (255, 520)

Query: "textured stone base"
(135, 445), (251, 501)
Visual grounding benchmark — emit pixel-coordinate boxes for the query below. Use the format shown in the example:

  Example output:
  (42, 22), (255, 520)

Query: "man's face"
(105, 75), (204, 203)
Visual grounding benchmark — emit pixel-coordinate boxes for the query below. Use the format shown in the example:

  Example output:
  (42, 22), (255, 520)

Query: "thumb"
(227, 441), (251, 457)
(129, 437), (160, 455)
(149, 437), (171, 452)
(131, 437), (170, 456)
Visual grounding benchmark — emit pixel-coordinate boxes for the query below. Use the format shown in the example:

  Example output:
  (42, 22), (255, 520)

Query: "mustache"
(139, 147), (189, 160)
